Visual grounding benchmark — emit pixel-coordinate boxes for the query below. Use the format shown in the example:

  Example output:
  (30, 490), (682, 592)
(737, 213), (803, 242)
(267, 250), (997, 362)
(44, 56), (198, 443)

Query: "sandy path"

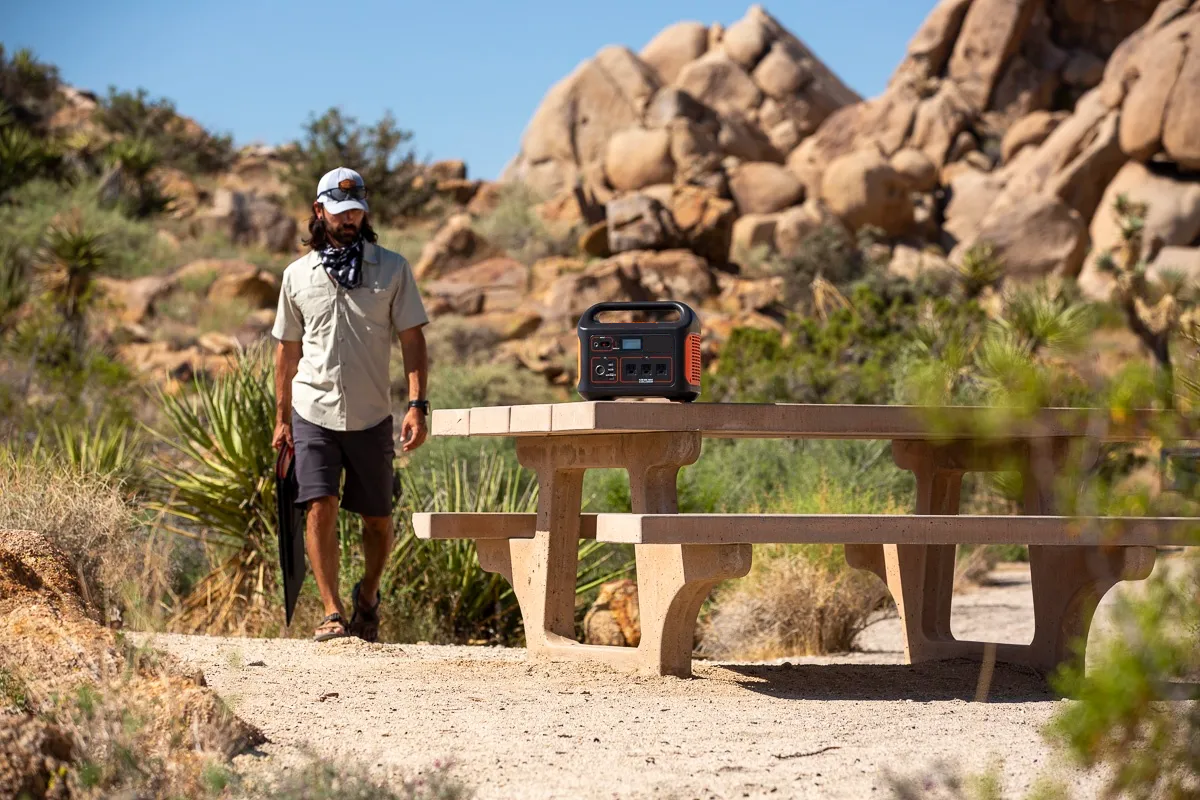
(145, 562), (1143, 799)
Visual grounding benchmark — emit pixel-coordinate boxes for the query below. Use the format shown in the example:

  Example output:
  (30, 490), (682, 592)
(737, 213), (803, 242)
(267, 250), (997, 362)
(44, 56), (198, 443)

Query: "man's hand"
(400, 407), (427, 452)
(273, 420), (293, 450)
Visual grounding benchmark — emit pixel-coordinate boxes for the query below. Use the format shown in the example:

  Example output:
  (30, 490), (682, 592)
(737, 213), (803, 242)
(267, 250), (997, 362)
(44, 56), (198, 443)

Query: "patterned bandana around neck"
(318, 236), (364, 290)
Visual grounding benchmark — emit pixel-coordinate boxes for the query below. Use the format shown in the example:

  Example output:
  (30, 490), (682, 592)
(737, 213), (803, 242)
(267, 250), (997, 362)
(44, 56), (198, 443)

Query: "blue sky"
(6, 1), (936, 180)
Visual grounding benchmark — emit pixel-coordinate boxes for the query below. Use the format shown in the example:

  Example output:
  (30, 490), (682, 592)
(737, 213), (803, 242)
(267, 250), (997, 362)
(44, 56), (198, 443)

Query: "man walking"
(272, 166), (430, 643)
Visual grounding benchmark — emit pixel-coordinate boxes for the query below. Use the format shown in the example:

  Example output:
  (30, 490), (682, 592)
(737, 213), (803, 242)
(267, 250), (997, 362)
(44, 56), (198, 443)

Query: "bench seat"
(414, 511), (1197, 547)
(593, 513), (1199, 547)
(414, 512), (598, 541)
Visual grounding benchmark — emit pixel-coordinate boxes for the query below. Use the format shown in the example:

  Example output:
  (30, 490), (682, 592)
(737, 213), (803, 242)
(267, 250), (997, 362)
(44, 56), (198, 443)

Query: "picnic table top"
(431, 401), (1181, 441)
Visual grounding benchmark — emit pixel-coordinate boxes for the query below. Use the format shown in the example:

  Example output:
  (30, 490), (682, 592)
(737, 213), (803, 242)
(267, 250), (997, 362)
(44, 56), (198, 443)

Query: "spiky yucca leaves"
(32, 210), (107, 352)
(147, 343), (277, 635)
(0, 239), (27, 330)
(955, 242), (1005, 299)
(0, 123), (61, 195)
(385, 450), (635, 644)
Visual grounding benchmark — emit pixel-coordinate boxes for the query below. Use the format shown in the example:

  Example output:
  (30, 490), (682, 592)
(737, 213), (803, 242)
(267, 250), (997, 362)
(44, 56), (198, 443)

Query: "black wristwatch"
(408, 399), (430, 415)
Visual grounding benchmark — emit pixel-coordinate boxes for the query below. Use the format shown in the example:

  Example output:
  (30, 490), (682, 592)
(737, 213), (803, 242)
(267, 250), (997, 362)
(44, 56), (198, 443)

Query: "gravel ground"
(144, 561), (1152, 800)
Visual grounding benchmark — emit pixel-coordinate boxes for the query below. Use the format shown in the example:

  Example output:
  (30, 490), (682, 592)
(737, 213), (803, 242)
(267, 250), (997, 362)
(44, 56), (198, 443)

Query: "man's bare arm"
(397, 326), (429, 451)
(273, 340), (302, 448)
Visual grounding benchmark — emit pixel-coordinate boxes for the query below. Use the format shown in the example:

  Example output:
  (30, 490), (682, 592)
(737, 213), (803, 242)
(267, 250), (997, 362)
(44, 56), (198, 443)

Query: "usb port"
(625, 362), (637, 377)
(640, 363), (652, 376)
(654, 363), (668, 377)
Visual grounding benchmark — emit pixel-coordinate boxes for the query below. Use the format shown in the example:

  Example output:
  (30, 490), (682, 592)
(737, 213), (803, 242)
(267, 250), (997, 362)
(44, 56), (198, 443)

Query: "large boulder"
(413, 213), (501, 280)
(731, 213), (781, 254)
(604, 127), (675, 191)
(611, 249), (718, 308)
(504, 46), (661, 199)
(668, 185), (737, 264)
(582, 579), (641, 647)
(674, 50), (763, 117)
(728, 161), (804, 214)
(422, 257), (529, 316)
(1001, 110), (1067, 164)
(1078, 161), (1200, 300)
(606, 193), (681, 253)
(943, 169), (1006, 246)
(192, 189), (297, 253)
(94, 274), (176, 323)
(208, 263), (281, 309)
(774, 199), (838, 257)
(640, 21), (709, 84)
(952, 192), (1089, 280)
(890, 148), (938, 193)
(1108, 9), (1200, 166)
(820, 149), (913, 236)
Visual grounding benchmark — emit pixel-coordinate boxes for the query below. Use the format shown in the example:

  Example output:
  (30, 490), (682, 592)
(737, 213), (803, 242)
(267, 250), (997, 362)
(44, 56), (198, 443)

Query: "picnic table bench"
(416, 401), (1197, 678)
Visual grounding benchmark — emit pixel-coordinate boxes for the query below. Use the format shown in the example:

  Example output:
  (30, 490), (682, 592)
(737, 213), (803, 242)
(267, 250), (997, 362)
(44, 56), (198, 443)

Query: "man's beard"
(327, 220), (361, 246)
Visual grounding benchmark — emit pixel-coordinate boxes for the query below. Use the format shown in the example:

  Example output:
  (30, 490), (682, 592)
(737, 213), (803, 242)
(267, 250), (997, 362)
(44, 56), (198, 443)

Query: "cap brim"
(320, 197), (369, 214)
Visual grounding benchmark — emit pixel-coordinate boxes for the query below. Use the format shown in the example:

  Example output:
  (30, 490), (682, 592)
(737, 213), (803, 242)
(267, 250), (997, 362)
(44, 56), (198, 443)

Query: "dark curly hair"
(302, 210), (378, 251)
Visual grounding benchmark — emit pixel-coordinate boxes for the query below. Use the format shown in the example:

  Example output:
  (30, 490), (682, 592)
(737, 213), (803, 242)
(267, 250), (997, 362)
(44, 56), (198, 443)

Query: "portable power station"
(576, 301), (702, 402)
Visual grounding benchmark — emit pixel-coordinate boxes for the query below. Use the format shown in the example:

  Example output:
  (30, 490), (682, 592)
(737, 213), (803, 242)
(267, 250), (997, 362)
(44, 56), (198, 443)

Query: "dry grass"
(0, 530), (262, 799)
(697, 544), (890, 661)
(0, 450), (171, 628)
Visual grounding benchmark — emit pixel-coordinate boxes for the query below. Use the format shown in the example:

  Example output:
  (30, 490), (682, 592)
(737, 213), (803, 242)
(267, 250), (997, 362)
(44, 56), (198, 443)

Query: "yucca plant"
(30, 412), (146, 489)
(0, 124), (59, 195)
(146, 343), (277, 635)
(0, 240), (27, 331)
(954, 242), (1005, 299)
(385, 450), (635, 644)
(33, 211), (107, 353)
(102, 136), (168, 217)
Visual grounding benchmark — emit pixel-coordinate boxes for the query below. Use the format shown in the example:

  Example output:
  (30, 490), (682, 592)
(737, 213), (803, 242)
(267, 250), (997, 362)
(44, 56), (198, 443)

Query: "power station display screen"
(621, 338), (642, 350)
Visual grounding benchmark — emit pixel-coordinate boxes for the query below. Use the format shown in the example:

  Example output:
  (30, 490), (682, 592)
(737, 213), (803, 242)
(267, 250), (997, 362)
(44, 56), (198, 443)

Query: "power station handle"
(581, 301), (693, 325)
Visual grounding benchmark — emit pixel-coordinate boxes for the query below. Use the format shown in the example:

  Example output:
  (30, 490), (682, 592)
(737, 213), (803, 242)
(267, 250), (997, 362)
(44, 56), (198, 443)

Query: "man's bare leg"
(305, 495), (343, 618)
(360, 515), (394, 603)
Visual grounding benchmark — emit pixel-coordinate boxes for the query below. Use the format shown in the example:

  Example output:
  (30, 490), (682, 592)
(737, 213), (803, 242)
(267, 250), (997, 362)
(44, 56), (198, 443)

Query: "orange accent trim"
(685, 333), (701, 386)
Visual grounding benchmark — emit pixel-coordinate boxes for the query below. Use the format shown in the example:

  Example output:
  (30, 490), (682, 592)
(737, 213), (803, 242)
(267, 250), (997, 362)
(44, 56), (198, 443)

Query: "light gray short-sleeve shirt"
(272, 242), (428, 432)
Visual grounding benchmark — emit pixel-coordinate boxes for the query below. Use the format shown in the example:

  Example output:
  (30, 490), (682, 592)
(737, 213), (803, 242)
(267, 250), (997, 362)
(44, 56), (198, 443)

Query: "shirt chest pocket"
(295, 286), (334, 328)
(349, 285), (392, 328)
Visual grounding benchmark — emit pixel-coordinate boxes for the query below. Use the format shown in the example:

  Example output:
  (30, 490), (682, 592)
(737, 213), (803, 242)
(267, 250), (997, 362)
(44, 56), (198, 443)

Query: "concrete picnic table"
(416, 401), (1196, 678)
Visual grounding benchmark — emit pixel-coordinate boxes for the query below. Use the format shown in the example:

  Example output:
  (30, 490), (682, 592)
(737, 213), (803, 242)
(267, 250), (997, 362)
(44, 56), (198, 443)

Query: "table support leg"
(843, 438), (1160, 677)
(479, 433), (749, 677)
(1021, 449), (1157, 672)
(880, 442), (963, 662)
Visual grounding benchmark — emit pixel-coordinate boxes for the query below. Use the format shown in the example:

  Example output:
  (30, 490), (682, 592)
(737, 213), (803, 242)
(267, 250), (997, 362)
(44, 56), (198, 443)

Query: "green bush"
(284, 107), (433, 224)
(471, 181), (580, 265)
(0, 178), (176, 278)
(0, 45), (61, 130)
(95, 86), (234, 174)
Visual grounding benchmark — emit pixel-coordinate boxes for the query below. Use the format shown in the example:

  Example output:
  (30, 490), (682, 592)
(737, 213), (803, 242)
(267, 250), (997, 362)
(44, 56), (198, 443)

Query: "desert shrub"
(378, 224), (433, 264)
(95, 86), (235, 174)
(0, 45), (61, 129)
(0, 178), (175, 278)
(1, 631), (258, 800)
(284, 106), (433, 224)
(247, 757), (471, 800)
(0, 449), (164, 627)
(472, 181), (580, 265)
(1047, 547), (1200, 800)
(101, 136), (171, 218)
(698, 543), (890, 660)
(0, 120), (63, 197)
(147, 342), (278, 635)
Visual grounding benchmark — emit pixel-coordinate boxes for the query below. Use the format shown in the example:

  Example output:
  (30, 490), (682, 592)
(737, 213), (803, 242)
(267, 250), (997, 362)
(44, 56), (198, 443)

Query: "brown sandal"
(313, 613), (348, 642)
(349, 581), (380, 643)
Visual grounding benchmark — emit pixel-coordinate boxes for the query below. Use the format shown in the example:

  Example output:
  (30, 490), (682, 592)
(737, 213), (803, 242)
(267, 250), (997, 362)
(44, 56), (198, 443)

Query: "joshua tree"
(1096, 194), (1200, 407)
(34, 210), (107, 353)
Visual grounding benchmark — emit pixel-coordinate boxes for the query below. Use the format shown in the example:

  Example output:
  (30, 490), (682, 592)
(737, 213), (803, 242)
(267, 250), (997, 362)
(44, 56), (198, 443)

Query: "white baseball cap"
(316, 167), (369, 214)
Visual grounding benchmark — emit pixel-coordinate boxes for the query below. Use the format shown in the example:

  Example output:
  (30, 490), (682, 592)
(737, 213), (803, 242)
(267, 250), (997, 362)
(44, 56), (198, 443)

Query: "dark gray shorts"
(292, 409), (395, 518)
